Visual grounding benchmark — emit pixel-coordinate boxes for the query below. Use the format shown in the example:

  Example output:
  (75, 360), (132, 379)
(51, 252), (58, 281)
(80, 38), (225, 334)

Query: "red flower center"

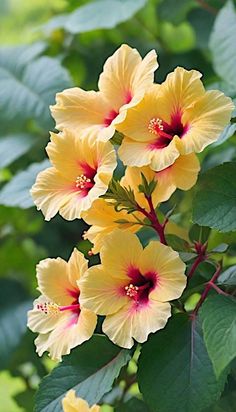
(75, 163), (97, 196)
(104, 90), (133, 127)
(37, 290), (81, 316)
(104, 109), (119, 127)
(124, 267), (157, 304)
(148, 111), (189, 149)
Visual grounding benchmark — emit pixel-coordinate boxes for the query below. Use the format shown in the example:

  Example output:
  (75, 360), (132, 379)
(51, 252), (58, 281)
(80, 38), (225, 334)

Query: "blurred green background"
(0, 0), (236, 411)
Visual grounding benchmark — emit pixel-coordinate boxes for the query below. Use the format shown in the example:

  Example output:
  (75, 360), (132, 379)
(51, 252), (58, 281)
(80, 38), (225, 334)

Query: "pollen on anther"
(36, 302), (59, 315)
(148, 118), (164, 135)
(75, 174), (91, 190)
(125, 283), (139, 298)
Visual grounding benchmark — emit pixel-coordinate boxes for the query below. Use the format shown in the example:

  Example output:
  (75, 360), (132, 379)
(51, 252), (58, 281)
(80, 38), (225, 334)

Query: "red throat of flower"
(75, 163), (97, 196)
(148, 111), (189, 149)
(37, 290), (81, 316)
(104, 90), (133, 127)
(124, 267), (157, 305)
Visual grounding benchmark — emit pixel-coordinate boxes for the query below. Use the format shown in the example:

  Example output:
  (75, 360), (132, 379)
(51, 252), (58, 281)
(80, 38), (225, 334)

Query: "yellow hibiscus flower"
(31, 129), (117, 221)
(50, 44), (158, 141)
(118, 67), (234, 171)
(27, 249), (97, 361)
(82, 198), (143, 255)
(122, 153), (200, 206)
(62, 390), (100, 412)
(79, 230), (186, 349)
(82, 153), (199, 254)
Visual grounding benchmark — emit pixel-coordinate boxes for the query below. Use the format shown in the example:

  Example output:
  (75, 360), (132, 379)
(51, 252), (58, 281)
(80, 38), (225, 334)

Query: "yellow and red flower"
(62, 390), (100, 412)
(50, 44), (158, 141)
(79, 230), (186, 348)
(123, 152), (200, 206)
(31, 129), (116, 221)
(118, 67), (234, 171)
(82, 153), (199, 254)
(27, 249), (97, 361)
(82, 198), (143, 255)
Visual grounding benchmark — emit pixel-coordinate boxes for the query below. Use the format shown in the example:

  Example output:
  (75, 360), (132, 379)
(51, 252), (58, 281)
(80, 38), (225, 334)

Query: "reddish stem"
(188, 255), (205, 280)
(188, 242), (208, 281)
(210, 283), (229, 296)
(191, 263), (222, 317)
(136, 197), (167, 245)
(147, 196), (167, 245)
(195, 0), (217, 14)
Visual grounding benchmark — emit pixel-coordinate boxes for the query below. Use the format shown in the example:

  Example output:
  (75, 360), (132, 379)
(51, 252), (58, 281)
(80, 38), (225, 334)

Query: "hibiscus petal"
(139, 241), (186, 302)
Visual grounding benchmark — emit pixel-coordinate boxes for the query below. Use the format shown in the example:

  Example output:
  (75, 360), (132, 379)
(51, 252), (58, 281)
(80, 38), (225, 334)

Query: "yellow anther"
(36, 302), (60, 315)
(148, 118), (164, 134)
(125, 283), (139, 298)
(75, 174), (91, 189)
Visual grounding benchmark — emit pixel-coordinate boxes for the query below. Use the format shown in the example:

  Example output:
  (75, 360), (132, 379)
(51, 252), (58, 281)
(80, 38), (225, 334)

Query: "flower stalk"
(188, 242), (208, 281)
(136, 195), (167, 245)
(191, 262), (223, 317)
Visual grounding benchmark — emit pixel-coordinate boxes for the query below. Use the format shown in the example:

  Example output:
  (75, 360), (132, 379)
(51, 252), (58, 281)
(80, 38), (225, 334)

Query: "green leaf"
(0, 279), (31, 370)
(0, 160), (50, 209)
(200, 295), (236, 378)
(0, 42), (46, 69)
(202, 147), (236, 173)
(210, 243), (228, 253)
(102, 179), (137, 214)
(205, 391), (236, 412)
(158, 0), (195, 24)
(0, 134), (35, 168)
(188, 8), (215, 49)
(138, 315), (226, 412)
(35, 335), (131, 412)
(212, 124), (236, 147)
(44, 0), (147, 34)
(217, 266), (236, 285)
(192, 162), (236, 232)
(0, 372), (26, 412)
(115, 398), (150, 412)
(0, 45), (72, 128)
(210, 0), (236, 87)
(179, 252), (197, 262)
(165, 234), (190, 252)
(189, 224), (211, 244)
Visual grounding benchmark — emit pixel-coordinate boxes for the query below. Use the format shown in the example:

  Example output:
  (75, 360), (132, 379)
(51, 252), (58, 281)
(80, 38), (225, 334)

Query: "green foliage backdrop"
(0, 0), (236, 411)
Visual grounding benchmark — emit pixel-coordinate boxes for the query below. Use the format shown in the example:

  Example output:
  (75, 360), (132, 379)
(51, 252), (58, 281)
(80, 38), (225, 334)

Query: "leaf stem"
(187, 242), (208, 281)
(195, 0), (218, 14)
(136, 196), (167, 245)
(191, 262), (222, 317)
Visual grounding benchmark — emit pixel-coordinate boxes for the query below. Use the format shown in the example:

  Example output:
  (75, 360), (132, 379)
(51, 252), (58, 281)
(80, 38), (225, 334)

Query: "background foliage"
(0, 0), (236, 411)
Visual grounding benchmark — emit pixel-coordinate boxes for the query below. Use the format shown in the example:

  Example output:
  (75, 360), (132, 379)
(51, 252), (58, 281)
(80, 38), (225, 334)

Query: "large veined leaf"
(138, 315), (226, 412)
(210, 1), (236, 87)
(217, 265), (236, 286)
(35, 335), (131, 412)
(0, 134), (35, 168)
(0, 279), (31, 370)
(200, 295), (236, 378)
(0, 45), (71, 129)
(192, 162), (236, 232)
(43, 0), (147, 34)
(0, 42), (46, 72)
(0, 159), (50, 208)
(188, 8), (215, 49)
(212, 123), (236, 147)
(158, 0), (195, 25)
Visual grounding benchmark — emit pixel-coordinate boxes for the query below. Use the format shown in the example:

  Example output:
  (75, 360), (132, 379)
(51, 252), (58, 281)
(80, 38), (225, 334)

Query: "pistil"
(36, 302), (80, 315)
(75, 174), (93, 191)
